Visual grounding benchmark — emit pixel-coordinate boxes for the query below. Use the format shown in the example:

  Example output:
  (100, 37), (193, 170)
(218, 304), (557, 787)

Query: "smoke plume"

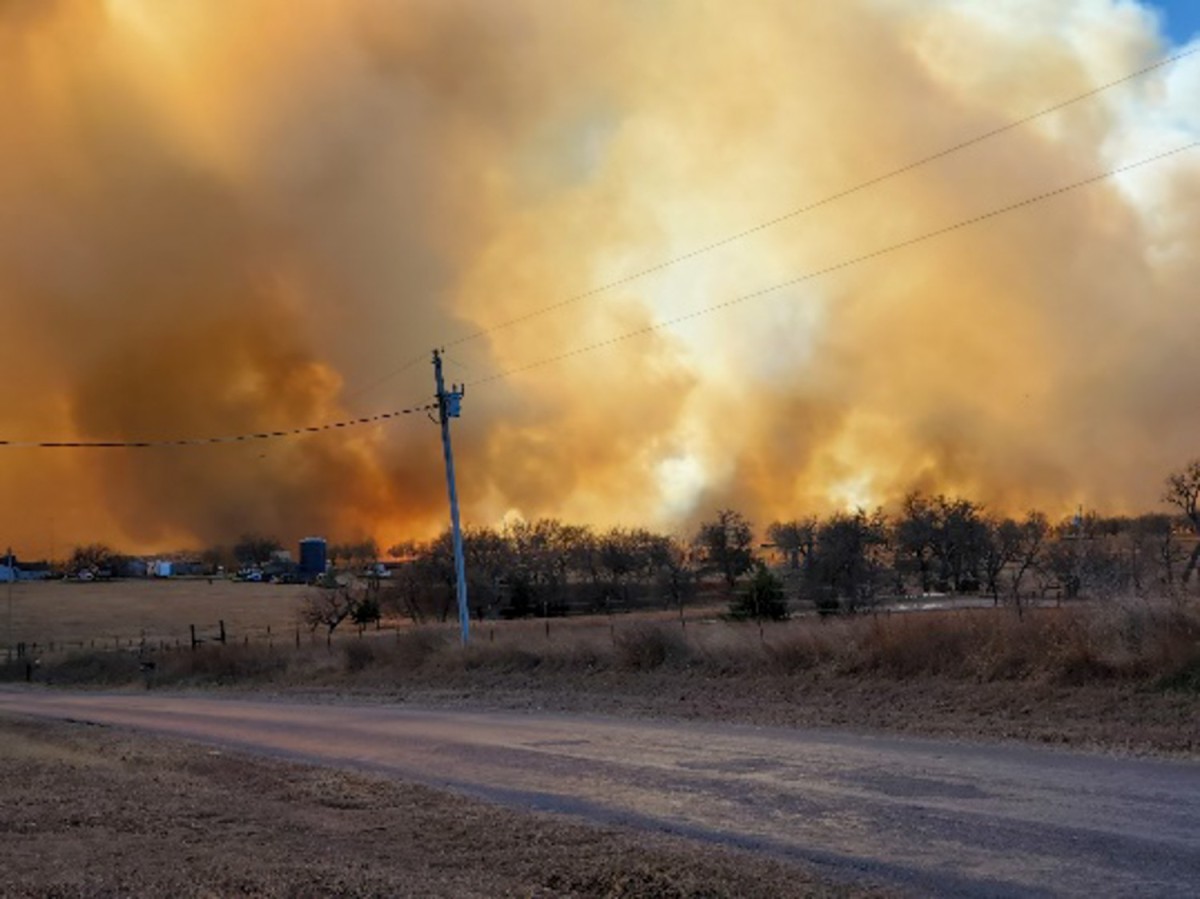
(2, 0), (1198, 556)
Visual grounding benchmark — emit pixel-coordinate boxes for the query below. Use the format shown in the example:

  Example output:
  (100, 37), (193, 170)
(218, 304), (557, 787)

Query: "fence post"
(219, 620), (226, 645)
(190, 625), (197, 650)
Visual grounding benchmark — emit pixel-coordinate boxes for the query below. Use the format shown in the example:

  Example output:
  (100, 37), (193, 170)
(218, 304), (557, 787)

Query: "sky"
(1155, 1), (1200, 43)
(1, 0), (1199, 558)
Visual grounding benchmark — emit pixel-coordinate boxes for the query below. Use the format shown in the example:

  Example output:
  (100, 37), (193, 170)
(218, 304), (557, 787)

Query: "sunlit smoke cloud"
(1, 0), (1198, 557)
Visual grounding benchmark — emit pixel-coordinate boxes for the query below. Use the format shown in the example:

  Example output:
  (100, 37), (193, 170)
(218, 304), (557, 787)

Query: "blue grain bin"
(298, 537), (327, 577)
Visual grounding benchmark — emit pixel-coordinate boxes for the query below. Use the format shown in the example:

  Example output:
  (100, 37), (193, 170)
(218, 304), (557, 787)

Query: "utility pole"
(433, 349), (470, 645)
(6, 547), (13, 665)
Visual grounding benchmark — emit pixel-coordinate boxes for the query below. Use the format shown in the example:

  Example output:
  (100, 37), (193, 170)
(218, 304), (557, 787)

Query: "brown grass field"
(3, 580), (1198, 756)
(1, 578), (310, 650)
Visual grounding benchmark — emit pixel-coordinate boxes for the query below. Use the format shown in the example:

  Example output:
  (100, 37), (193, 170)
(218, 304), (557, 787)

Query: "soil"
(0, 716), (887, 898)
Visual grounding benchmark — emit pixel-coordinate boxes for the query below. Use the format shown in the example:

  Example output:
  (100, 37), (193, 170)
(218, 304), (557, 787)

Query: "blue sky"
(1151, 1), (1200, 44)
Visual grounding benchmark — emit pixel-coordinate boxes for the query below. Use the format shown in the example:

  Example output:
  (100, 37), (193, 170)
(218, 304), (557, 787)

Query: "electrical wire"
(11, 53), (1198, 450)
(339, 351), (429, 407)
(436, 45), (1199, 353)
(323, 46), (1198, 404)
(0, 402), (436, 449)
(9, 139), (1196, 449)
(467, 141), (1200, 388)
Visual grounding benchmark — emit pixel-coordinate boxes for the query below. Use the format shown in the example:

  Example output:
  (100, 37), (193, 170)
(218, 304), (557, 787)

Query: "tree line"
(56, 462), (1200, 625)
(377, 461), (1200, 622)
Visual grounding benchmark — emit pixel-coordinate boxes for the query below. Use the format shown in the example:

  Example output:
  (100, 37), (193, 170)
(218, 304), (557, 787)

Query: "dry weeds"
(5, 598), (1199, 756)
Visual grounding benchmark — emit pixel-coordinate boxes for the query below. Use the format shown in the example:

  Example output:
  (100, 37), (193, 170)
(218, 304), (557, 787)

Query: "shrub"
(38, 651), (141, 685)
(157, 645), (289, 685)
(1158, 654), (1200, 692)
(728, 565), (789, 621)
(614, 626), (689, 671)
(343, 639), (378, 673)
(351, 596), (381, 629)
(814, 593), (841, 618)
(390, 628), (451, 671)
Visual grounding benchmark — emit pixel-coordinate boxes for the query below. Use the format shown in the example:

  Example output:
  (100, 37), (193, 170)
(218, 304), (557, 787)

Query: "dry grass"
(0, 717), (877, 898)
(14, 601), (1200, 691)
(7, 596), (1199, 755)
(1, 578), (309, 649)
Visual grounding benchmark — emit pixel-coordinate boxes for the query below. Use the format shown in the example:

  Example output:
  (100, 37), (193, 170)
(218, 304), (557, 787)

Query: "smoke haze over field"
(1, 0), (1199, 556)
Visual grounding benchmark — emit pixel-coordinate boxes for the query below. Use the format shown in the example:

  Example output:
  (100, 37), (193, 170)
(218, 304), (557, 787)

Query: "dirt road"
(3, 687), (1198, 897)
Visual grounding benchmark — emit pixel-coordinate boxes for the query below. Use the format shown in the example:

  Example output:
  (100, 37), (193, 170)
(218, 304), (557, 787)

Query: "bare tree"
(805, 508), (889, 613)
(68, 543), (118, 575)
(463, 526), (511, 620)
(895, 493), (938, 593)
(765, 519), (817, 571)
(895, 494), (987, 593)
(655, 537), (697, 616)
(980, 517), (1023, 604)
(300, 587), (359, 643)
(381, 541), (431, 624)
(695, 509), (755, 592)
(1008, 511), (1049, 611)
(1163, 460), (1200, 585)
(233, 534), (282, 568)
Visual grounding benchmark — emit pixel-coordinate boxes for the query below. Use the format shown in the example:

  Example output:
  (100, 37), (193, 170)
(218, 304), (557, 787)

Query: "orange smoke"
(1, 0), (1198, 557)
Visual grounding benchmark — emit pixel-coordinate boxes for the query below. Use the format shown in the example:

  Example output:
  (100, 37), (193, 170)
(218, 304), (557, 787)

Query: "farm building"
(299, 537), (327, 577)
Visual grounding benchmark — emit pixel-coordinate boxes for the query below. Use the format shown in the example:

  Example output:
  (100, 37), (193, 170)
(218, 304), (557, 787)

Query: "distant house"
(17, 561), (54, 581)
(0, 558), (51, 582)
(118, 558), (149, 579)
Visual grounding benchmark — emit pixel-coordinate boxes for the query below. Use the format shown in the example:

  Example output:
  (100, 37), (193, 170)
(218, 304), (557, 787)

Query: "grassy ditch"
(7, 603), (1200, 754)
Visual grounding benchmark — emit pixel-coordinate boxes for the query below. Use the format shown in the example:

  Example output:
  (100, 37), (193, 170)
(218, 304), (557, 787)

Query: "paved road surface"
(2, 688), (1197, 897)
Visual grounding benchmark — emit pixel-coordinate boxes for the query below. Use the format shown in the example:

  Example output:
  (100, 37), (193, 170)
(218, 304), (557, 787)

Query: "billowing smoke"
(1, 0), (1198, 556)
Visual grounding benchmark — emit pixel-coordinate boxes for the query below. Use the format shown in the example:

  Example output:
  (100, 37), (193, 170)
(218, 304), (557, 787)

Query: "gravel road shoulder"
(0, 716), (887, 898)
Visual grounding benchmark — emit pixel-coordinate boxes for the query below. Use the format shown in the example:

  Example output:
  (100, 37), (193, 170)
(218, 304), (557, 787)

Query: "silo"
(298, 537), (327, 577)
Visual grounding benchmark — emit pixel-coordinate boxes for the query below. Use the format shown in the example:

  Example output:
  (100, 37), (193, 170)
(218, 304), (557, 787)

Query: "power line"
(316, 46), (1199, 404)
(339, 351), (428, 407)
(12, 54), (1196, 448)
(467, 141), (1199, 388)
(0, 402), (436, 449)
(11, 141), (1193, 449)
(434, 45), (1199, 354)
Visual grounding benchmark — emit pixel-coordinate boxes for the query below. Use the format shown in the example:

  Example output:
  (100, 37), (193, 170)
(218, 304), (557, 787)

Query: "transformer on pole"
(433, 349), (470, 645)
